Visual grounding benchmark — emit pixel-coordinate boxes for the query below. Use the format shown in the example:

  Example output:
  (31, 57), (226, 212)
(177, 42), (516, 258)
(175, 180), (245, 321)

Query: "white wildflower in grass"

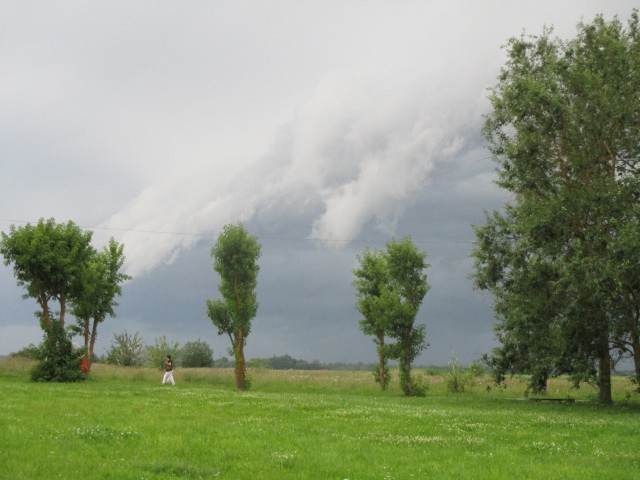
(73, 425), (138, 442)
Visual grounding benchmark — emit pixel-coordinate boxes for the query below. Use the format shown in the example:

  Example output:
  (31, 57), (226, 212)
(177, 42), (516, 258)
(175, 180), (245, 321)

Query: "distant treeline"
(226, 354), (377, 371)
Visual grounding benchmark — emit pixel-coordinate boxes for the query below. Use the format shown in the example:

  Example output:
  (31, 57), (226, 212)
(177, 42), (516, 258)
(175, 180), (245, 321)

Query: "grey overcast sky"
(1, 1), (637, 364)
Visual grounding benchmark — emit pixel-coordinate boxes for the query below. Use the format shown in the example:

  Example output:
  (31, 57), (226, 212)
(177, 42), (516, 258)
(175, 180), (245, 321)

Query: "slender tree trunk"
(630, 321), (640, 386)
(235, 328), (246, 390)
(89, 320), (99, 371)
(83, 319), (90, 358)
(400, 337), (414, 396)
(598, 330), (612, 405)
(402, 357), (414, 396)
(231, 274), (247, 390)
(59, 292), (66, 328)
(38, 296), (51, 331)
(377, 334), (387, 390)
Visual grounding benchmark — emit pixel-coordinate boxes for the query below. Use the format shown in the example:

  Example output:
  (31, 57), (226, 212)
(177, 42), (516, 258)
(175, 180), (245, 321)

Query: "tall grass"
(1, 358), (639, 479)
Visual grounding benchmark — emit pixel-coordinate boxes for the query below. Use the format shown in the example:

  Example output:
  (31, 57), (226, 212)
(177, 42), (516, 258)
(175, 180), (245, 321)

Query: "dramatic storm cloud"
(2, 1), (636, 363)
(99, 69), (486, 277)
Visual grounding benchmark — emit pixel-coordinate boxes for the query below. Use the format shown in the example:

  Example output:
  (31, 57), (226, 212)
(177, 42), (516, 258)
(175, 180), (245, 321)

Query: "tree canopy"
(0, 218), (93, 331)
(71, 238), (130, 370)
(354, 237), (430, 396)
(472, 11), (640, 404)
(207, 224), (261, 390)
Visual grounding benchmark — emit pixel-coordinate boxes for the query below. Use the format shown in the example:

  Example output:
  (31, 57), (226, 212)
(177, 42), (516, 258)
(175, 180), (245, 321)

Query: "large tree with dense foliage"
(354, 237), (430, 396)
(207, 224), (261, 390)
(0, 218), (94, 331)
(472, 11), (640, 404)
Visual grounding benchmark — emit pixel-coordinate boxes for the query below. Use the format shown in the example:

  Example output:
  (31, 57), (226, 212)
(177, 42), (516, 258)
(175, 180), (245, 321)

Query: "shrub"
(105, 331), (146, 366)
(181, 340), (214, 368)
(31, 321), (85, 382)
(213, 357), (233, 368)
(147, 336), (181, 369)
(11, 344), (42, 360)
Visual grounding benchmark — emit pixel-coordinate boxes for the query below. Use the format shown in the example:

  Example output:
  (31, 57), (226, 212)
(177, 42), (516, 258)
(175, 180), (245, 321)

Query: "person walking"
(162, 355), (175, 385)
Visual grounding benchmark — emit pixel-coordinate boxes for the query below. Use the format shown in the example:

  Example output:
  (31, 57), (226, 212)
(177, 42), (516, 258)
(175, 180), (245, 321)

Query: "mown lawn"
(1, 360), (639, 479)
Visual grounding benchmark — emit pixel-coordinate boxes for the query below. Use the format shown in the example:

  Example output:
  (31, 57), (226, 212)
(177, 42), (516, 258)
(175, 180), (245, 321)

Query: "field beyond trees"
(1, 358), (639, 480)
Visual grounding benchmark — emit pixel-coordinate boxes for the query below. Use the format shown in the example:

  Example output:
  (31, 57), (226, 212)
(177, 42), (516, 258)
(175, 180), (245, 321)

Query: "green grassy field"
(1, 358), (639, 480)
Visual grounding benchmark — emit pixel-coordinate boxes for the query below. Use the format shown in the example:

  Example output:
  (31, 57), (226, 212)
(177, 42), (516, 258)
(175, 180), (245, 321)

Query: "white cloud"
(97, 67), (489, 276)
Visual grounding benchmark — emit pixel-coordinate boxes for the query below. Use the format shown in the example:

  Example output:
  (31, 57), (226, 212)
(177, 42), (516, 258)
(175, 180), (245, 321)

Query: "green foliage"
(1, 218), (130, 375)
(446, 357), (470, 394)
(353, 248), (392, 390)
(473, 10), (640, 405)
(105, 331), (146, 366)
(207, 224), (261, 391)
(181, 340), (214, 368)
(11, 344), (42, 360)
(71, 238), (130, 368)
(371, 355), (391, 389)
(147, 336), (181, 369)
(354, 238), (430, 395)
(213, 356), (233, 368)
(0, 218), (94, 330)
(210, 224), (261, 336)
(30, 320), (84, 382)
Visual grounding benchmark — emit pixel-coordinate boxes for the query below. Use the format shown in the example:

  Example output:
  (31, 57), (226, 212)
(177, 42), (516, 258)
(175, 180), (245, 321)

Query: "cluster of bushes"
(100, 335), (379, 372)
(102, 331), (214, 369)
(12, 330), (216, 379)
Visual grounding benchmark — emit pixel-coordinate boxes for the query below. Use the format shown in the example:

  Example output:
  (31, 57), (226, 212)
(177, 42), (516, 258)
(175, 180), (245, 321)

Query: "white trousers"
(162, 370), (175, 385)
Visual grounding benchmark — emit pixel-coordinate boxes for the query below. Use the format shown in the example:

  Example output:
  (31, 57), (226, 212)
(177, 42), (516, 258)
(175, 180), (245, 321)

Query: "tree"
(181, 340), (214, 368)
(206, 224), (261, 390)
(105, 331), (146, 366)
(354, 237), (430, 396)
(71, 238), (131, 371)
(473, 208), (564, 394)
(385, 237), (430, 396)
(474, 11), (640, 404)
(0, 218), (94, 331)
(353, 248), (392, 389)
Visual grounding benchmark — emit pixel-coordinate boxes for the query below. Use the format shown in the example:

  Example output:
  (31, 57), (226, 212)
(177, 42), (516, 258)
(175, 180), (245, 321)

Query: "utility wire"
(0, 217), (474, 245)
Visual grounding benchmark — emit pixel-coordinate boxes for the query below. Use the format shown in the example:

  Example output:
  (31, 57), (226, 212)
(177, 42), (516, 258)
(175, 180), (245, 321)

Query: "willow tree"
(71, 238), (131, 371)
(354, 237), (429, 396)
(385, 237), (430, 396)
(353, 247), (392, 390)
(474, 11), (640, 404)
(207, 224), (261, 390)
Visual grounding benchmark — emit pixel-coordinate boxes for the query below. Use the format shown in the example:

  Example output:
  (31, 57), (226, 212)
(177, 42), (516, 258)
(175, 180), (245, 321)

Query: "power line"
(0, 217), (474, 245)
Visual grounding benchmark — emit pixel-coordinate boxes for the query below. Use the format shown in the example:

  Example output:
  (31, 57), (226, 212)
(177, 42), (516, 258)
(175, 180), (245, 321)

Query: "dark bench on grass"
(530, 397), (576, 404)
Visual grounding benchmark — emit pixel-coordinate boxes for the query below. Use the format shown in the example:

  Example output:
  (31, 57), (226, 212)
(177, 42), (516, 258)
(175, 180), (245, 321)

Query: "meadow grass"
(1, 358), (639, 479)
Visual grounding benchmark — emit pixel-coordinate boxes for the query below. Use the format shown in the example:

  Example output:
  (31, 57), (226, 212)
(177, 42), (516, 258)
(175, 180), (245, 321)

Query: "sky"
(1, 1), (637, 365)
